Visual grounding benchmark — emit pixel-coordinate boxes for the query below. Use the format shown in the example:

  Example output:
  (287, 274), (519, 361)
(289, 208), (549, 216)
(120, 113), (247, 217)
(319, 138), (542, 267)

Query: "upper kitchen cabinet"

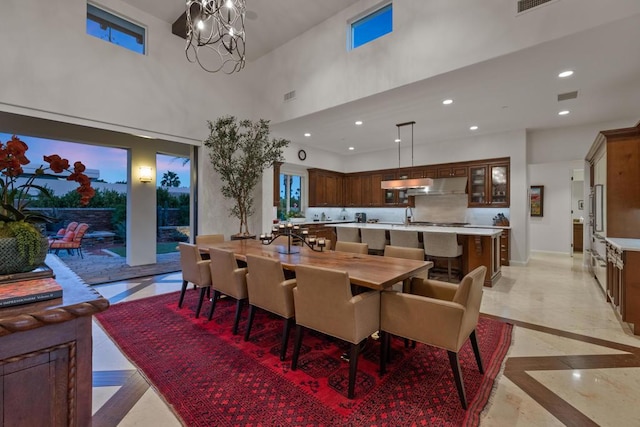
(468, 159), (510, 208)
(344, 174), (363, 207)
(308, 169), (344, 207)
(381, 169), (413, 206)
(437, 164), (468, 178)
(361, 173), (384, 207)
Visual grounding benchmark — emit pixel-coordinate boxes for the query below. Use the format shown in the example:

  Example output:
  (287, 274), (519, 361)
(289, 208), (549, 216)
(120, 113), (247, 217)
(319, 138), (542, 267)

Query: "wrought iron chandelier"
(185, 0), (246, 74)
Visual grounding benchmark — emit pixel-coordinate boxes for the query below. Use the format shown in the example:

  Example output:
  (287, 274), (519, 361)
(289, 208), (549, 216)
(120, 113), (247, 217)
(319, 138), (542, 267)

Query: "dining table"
(198, 239), (431, 291)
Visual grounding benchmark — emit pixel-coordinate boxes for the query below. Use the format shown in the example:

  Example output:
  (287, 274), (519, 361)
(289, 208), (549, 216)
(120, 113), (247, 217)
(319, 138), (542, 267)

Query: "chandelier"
(185, 0), (246, 74)
(380, 121), (433, 190)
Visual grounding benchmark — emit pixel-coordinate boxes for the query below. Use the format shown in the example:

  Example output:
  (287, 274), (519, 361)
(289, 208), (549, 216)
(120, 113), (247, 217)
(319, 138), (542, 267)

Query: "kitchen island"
(334, 223), (502, 286)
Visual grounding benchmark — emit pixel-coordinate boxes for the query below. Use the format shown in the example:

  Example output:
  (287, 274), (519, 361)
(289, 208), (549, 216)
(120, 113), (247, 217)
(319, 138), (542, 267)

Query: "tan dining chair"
(208, 248), (248, 335)
(336, 227), (361, 243)
(360, 228), (388, 255)
(379, 266), (487, 409)
(334, 241), (368, 254)
(383, 245), (432, 291)
(178, 243), (212, 318)
(195, 234), (225, 245)
(389, 229), (421, 249)
(423, 231), (463, 282)
(244, 254), (297, 360)
(291, 264), (380, 399)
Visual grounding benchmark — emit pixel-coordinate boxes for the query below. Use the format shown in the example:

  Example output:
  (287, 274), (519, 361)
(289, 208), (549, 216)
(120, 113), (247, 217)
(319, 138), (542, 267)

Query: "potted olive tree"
(204, 116), (289, 237)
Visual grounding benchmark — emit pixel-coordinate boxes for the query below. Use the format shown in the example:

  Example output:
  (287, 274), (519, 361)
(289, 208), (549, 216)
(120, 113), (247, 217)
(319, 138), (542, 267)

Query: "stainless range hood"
(407, 176), (468, 196)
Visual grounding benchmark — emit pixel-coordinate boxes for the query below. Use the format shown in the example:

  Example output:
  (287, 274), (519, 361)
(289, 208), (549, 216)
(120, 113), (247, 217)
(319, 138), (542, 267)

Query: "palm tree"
(161, 171), (180, 187)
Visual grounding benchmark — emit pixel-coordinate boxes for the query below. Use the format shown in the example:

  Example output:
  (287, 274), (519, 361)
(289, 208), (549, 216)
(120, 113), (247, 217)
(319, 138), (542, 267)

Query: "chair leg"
(195, 287), (207, 318)
(79, 247), (83, 259)
(244, 305), (256, 342)
(178, 280), (188, 308)
(380, 331), (388, 375)
(291, 325), (304, 370)
(348, 340), (362, 399)
(447, 351), (467, 410)
(280, 317), (294, 361)
(207, 290), (221, 321)
(232, 298), (245, 335)
(470, 330), (484, 374)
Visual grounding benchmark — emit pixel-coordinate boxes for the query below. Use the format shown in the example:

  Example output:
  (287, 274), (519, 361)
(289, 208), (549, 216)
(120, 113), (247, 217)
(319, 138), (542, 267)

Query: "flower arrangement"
(0, 135), (96, 271)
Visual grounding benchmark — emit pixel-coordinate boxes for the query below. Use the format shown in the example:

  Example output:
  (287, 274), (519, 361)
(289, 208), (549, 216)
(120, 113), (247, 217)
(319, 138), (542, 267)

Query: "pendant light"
(380, 121), (433, 190)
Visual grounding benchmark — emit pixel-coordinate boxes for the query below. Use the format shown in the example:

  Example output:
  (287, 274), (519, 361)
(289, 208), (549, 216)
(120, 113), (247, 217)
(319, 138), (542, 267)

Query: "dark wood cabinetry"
(437, 165), (467, 178)
(468, 161), (509, 207)
(344, 174), (363, 207)
(573, 223), (583, 252)
(308, 169), (344, 207)
(0, 257), (109, 426)
(606, 243), (640, 334)
(500, 229), (510, 266)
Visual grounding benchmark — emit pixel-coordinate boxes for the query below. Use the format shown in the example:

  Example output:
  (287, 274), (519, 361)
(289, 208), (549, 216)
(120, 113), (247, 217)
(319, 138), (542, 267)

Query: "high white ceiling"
(122, 1), (640, 155)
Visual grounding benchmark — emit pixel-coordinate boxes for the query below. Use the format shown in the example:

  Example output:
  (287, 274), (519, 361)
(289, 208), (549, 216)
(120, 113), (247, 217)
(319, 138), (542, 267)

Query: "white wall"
(250, 0), (640, 123)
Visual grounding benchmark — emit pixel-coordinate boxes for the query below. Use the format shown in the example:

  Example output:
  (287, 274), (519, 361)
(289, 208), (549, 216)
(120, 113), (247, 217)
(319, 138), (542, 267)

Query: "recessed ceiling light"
(394, 138), (401, 143)
(558, 110), (570, 116)
(442, 99), (454, 105)
(304, 133), (311, 137)
(348, 147), (355, 151)
(355, 121), (363, 126)
(558, 70), (574, 78)
(469, 125), (479, 131)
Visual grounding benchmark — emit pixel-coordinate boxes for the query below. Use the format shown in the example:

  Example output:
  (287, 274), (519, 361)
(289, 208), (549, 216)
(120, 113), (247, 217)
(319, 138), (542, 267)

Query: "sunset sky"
(0, 133), (190, 186)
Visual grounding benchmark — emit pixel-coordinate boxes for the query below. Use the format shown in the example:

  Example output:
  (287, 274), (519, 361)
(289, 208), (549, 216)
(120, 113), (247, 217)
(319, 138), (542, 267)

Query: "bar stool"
(389, 229), (421, 248)
(360, 228), (388, 255)
(422, 232), (463, 282)
(337, 227), (361, 243)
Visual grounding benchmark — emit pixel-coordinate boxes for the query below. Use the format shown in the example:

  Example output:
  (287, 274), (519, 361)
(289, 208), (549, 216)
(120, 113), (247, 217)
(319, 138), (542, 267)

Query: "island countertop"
(333, 222), (502, 237)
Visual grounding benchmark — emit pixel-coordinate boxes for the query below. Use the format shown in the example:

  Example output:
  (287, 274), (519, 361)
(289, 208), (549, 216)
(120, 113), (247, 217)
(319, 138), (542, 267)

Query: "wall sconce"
(139, 166), (153, 183)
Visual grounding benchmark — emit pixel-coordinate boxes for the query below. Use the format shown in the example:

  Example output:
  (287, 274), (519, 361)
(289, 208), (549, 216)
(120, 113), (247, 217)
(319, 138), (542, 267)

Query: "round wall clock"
(298, 149), (307, 161)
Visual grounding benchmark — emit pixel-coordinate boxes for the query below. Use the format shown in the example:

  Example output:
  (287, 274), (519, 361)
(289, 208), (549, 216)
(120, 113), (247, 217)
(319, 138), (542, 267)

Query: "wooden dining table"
(198, 239), (431, 291)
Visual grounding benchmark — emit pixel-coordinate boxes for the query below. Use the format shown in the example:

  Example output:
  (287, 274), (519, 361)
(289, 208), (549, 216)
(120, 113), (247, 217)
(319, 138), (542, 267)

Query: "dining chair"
(389, 229), (421, 248)
(291, 264), (380, 399)
(336, 227), (361, 243)
(178, 243), (212, 318)
(379, 266), (487, 409)
(244, 254), (297, 360)
(334, 241), (368, 254)
(208, 248), (249, 335)
(422, 231), (463, 282)
(383, 245), (432, 289)
(360, 228), (388, 255)
(195, 234), (225, 245)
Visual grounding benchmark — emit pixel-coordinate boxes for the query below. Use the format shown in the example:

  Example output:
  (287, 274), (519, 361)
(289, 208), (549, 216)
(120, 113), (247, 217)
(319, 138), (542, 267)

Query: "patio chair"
(49, 223), (90, 258)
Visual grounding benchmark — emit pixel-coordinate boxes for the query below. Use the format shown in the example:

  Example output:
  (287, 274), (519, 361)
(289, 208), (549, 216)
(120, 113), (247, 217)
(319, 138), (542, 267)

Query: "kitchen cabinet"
(411, 167), (437, 179)
(500, 229), (510, 266)
(344, 174), (363, 207)
(437, 165), (467, 178)
(308, 169), (344, 207)
(381, 170), (413, 206)
(605, 241), (640, 334)
(573, 222), (583, 252)
(468, 161), (509, 207)
(361, 173), (384, 207)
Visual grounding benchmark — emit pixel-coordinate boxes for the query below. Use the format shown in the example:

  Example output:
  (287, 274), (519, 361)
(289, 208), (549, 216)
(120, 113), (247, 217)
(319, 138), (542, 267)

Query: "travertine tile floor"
(90, 253), (640, 426)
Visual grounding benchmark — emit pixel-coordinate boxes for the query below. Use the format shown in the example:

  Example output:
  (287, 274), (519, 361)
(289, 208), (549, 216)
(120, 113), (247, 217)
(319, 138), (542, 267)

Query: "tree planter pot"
(0, 237), (49, 275)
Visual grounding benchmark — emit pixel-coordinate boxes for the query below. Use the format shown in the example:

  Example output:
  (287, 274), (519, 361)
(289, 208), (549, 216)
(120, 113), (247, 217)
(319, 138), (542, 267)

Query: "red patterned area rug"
(96, 290), (513, 426)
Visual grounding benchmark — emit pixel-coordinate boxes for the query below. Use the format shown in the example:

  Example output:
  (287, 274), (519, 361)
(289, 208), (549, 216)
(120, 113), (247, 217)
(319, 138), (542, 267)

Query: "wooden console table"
(0, 256), (109, 426)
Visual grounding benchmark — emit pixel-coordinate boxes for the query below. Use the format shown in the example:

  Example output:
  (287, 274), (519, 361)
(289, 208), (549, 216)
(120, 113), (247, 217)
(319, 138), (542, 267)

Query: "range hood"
(407, 176), (468, 196)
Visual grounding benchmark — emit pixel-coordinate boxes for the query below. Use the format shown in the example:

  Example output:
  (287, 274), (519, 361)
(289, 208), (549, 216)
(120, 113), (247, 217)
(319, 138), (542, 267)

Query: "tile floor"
(90, 253), (640, 426)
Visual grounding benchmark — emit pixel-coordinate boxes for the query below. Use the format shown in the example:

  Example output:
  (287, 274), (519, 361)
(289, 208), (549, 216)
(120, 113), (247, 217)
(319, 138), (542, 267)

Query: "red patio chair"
(49, 223), (90, 258)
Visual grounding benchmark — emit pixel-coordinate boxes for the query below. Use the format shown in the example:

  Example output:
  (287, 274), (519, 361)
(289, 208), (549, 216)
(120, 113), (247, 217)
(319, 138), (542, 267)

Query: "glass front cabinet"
(468, 163), (509, 207)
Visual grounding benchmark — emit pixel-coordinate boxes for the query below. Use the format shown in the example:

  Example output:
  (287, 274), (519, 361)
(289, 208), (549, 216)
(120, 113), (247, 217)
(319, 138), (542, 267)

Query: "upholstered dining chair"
(208, 248), (248, 335)
(379, 266), (487, 409)
(383, 245), (432, 290)
(360, 228), (388, 255)
(195, 234), (224, 245)
(244, 254), (297, 360)
(423, 231), (463, 282)
(334, 241), (369, 254)
(292, 264), (380, 399)
(336, 227), (361, 243)
(178, 243), (212, 318)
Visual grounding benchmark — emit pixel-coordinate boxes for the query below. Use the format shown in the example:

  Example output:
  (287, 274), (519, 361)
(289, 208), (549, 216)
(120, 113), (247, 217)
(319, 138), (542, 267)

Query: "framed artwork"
(530, 185), (544, 217)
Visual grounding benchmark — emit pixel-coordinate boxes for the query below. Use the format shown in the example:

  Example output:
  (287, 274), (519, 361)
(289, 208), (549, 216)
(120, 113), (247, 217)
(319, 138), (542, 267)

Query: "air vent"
(283, 90), (296, 102)
(517, 0), (555, 13)
(558, 91), (578, 101)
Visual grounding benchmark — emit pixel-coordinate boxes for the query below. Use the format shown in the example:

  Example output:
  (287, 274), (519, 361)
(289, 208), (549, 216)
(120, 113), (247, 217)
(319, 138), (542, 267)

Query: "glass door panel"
(469, 166), (486, 204)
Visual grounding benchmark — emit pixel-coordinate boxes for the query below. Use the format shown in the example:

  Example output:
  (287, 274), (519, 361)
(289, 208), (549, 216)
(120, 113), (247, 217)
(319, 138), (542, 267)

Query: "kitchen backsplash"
(305, 199), (509, 226)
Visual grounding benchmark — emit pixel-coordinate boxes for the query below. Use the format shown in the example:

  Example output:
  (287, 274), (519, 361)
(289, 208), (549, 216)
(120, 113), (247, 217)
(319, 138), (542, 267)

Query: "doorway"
(571, 169), (585, 256)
